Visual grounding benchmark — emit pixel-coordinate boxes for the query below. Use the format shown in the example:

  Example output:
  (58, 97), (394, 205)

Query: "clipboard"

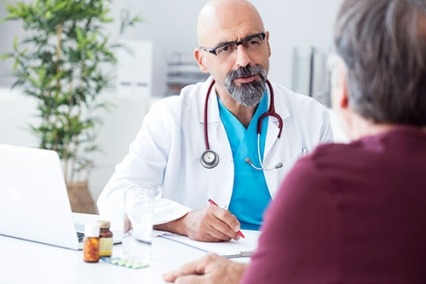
(159, 230), (260, 258)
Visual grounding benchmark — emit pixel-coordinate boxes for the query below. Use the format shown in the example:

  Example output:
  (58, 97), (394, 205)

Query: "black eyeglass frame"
(199, 32), (266, 56)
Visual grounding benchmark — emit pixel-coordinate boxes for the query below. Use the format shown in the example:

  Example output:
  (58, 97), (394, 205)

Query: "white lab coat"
(97, 76), (333, 228)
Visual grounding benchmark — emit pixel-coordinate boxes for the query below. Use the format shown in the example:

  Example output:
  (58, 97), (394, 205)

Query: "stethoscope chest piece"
(200, 150), (219, 169)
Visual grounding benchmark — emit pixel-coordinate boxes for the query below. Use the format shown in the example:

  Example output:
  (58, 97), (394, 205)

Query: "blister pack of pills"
(101, 257), (149, 269)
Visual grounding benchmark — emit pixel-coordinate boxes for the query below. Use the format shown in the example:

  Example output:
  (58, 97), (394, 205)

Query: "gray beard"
(224, 65), (267, 107)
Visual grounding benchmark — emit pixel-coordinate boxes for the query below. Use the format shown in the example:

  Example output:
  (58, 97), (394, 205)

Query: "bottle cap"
(97, 220), (111, 228)
(84, 223), (100, 237)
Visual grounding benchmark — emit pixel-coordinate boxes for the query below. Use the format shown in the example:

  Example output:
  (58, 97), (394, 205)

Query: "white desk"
(0, 234), (252, 284)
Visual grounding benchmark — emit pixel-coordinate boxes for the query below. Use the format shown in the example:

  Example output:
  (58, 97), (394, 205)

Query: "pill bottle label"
(99, 237), (113, 257)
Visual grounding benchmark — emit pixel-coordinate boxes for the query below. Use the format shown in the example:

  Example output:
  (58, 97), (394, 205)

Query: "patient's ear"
(330, 60), (348, 111)
(338, 74), (349, 109)
(331, 61), (352, 139)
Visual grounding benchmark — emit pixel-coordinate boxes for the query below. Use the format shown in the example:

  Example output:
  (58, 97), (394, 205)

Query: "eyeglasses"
(199, 32), (266, 57)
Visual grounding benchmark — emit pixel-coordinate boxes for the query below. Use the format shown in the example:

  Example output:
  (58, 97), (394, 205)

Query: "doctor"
(97, 0), (333, 242)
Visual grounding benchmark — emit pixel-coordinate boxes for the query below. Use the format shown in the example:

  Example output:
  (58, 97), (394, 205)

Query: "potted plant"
(2, 0), (141, 213)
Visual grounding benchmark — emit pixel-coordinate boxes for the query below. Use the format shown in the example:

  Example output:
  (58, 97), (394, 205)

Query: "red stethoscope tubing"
(203, 79), (283, 151)
(203, 80), (216, 151)
(258, 80), (283, 137)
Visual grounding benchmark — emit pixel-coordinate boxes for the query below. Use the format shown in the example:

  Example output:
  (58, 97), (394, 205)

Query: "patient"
(163, 0), (426, 282)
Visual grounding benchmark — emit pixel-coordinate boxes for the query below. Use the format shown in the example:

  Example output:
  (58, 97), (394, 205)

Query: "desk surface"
(0, 233), (253, 284)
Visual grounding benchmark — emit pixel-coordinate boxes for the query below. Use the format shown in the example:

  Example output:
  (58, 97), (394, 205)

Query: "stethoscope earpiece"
(200, 150), (219, 169)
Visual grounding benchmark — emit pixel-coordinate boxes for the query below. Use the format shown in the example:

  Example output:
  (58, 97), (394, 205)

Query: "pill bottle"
(98, 220), (113, 257)
(83, 223), (100, 263)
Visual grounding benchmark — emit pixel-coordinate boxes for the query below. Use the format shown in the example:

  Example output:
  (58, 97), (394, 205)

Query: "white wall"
(110, 0), (344, 96)
(1, 0), (343, 93)
(0, 0), (344, 201)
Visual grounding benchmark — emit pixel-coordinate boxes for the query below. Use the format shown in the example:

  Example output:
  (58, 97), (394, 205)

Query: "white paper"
(159, 230), (260, 258)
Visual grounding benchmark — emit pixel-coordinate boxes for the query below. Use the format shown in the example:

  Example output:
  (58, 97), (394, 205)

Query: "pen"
(208, 198), (245, 238)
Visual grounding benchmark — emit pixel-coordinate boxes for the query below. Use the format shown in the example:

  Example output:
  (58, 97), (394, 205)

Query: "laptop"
(0, 143), (122, 250)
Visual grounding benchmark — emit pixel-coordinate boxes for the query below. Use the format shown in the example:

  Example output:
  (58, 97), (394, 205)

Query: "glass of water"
(122, 187), (155, 265)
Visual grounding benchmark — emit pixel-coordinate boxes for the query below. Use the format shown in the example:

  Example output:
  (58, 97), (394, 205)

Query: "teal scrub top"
(218, 92), (271, 230)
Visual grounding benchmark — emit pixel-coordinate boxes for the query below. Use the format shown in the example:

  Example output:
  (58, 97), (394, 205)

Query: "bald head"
(197, 0), (265, 46)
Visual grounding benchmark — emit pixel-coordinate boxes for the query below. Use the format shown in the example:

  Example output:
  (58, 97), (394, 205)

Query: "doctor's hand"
(180, 205), (242, 242)
(153, 205), (242, 242)
(163, 253), (247, 284)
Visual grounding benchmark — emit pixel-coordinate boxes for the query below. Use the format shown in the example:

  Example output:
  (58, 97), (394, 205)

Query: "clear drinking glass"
(122, 187), (155, 265)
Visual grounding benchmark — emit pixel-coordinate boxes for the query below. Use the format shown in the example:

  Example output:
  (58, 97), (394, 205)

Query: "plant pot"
(67, 181), (98, 214)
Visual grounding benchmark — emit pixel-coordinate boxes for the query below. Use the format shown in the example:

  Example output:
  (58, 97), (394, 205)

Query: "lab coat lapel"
(210, 94), (233, 158)
(198, 78), (232, 159)
(264, 116), (280, 156)
(264, 90), (289, 156)
(198, 77), (216, 124)
(263, 89), (290, 198)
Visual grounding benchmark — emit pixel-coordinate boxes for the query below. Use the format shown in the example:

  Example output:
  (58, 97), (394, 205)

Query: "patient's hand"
(163, 253), (247, 284)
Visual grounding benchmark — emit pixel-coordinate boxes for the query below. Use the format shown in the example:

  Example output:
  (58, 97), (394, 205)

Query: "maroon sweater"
(242, 126), (426, 283)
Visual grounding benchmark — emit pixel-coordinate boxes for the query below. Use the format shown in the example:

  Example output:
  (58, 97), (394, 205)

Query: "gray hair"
(334, 0), (426, 126)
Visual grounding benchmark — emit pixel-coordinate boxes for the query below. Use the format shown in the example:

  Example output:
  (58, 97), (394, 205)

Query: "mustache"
(227, 65), (267, 82)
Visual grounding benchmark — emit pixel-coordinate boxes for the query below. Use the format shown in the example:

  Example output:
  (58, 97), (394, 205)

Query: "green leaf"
(3, 0), (143, 182)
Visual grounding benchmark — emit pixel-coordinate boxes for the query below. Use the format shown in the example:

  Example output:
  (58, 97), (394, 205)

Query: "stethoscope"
(200, 80), (284, 170)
